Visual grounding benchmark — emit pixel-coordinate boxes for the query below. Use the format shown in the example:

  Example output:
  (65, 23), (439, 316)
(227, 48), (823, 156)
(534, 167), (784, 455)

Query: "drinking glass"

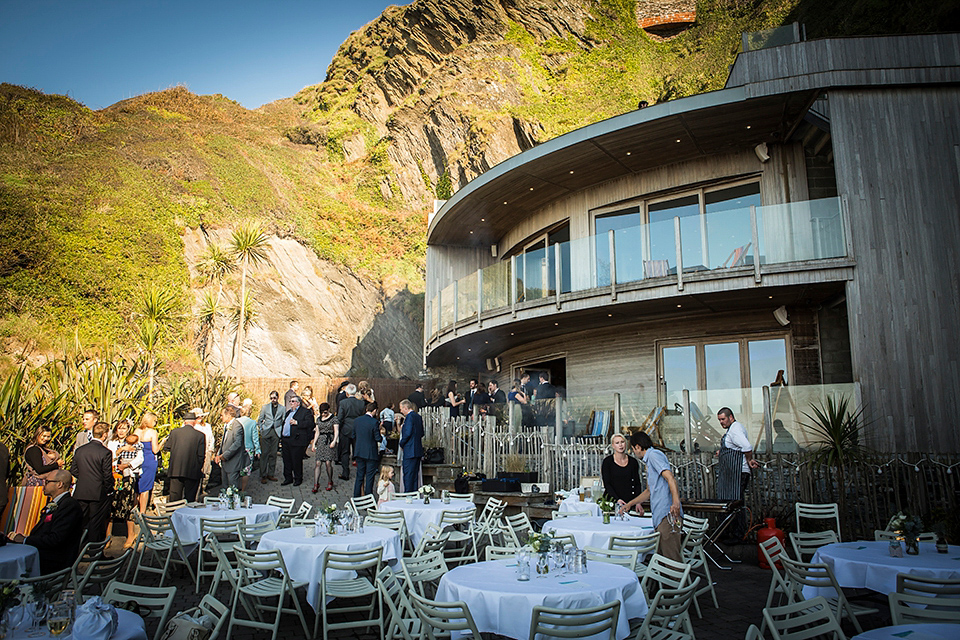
(536, 553), (549, 577)
(46, 603), (70, 637)
(667, 512), (682, 534)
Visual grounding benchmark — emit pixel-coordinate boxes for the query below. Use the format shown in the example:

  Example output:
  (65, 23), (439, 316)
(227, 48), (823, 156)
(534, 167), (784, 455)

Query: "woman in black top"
(601, 433), (642, 513)
(23, 426), (62, 486)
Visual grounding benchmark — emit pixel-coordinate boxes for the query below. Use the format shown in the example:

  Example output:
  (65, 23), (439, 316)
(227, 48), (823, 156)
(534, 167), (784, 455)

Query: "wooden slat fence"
(418, 409), (960, 539)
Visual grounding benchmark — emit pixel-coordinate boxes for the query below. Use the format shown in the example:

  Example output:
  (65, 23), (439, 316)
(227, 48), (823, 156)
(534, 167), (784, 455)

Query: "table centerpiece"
(887, 511), (924, 555)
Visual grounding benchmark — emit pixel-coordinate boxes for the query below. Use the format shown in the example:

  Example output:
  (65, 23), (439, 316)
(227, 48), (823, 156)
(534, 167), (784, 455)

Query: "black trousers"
(282, 438), (306, 483)
(78, 498), (111, 543)
(169, 477), (200, 503)
(730, 472), (752, 539)
(337, 436), (355, 479)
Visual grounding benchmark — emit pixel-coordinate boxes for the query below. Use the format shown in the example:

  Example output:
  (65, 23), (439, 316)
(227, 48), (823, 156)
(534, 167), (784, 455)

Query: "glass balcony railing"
(430, 197), (846, 335)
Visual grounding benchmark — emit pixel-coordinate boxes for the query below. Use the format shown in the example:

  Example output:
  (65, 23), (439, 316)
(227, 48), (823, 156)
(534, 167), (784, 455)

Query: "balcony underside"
(425, 260), (853, 368)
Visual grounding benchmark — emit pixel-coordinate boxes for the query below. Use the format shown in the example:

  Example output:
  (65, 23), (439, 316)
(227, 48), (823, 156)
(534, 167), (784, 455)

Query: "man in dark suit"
(336, 384), (365, 481)
(69, 421), (112, 543)
(407, 383), (427, 411)
(280, 396), (314, 487)
(398, 400), (424, 493)
(163, 411), (207, 502)
(464, 378), (480, 416)
(353, 402), (381, 497)
(7, 469), (83, 574)
(215, 405), (245, 489)
(487, 380), (507, 404)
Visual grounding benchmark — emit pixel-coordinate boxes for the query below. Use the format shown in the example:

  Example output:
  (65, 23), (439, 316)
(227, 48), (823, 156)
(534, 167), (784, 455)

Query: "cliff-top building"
(423, 32), (960, 453)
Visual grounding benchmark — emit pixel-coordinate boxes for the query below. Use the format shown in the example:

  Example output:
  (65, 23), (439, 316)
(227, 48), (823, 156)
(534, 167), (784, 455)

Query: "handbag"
(424, 448), (445, 464)
(158, 611), (213, 640)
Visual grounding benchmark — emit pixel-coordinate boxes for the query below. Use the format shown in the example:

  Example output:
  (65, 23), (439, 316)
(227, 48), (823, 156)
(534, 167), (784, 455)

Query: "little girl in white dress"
(377, 465), (396, 506)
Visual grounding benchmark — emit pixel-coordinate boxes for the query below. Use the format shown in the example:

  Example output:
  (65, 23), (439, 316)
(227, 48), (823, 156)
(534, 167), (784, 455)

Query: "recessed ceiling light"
(626, 152), (631, 156)
(485, 341), (488, 344)
(554, 322), (559, 326)
(510, 332), (514, 336)
(768, 296), (773, 299)
(503, 201), (507, 205)
(608, 314), (612, 317)
(569, 170), (574, 174)
(677, 304), (682, 308)
(746, 125), (752, 129)
(469, 231), (474, 234)
(481, 218), (485, 222)
(457, 357), (460, 360)
(529, 187), (534, 191)
(676, 139), (681, 143)
(468, 348), (471, 352)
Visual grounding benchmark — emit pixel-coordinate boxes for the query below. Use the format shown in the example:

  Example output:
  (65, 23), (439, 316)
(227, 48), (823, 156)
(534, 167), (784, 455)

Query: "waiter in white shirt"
(717, 407), (759, 542)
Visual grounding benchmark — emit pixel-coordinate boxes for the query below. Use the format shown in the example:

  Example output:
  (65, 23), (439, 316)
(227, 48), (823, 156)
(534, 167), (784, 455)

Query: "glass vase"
(905, 536), (920, 555)
(536, 552), (549, 576)
(602, 512), (611, 525)
(423, 495), (430, 505)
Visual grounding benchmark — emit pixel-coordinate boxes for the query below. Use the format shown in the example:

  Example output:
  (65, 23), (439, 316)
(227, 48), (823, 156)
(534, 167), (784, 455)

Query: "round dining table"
(852, 623), (960, 639)
(0, 544), (40, 579)
(379, 498), (474, 545)
(436, 558), (648, 639)
(170, 504), (282, 546)
(804, 541), (960, 599)
(558, 495), (602, 516)
(543, 514), (654, 550)
(256, 525), (402, 610)
(5, 607), (147, 640)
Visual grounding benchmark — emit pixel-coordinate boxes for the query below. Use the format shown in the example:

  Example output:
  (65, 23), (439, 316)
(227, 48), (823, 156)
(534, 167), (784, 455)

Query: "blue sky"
(0, 0), (410, 110)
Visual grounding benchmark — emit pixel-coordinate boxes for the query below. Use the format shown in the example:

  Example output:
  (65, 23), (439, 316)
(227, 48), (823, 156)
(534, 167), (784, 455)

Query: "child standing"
(377, 465), (396, 506)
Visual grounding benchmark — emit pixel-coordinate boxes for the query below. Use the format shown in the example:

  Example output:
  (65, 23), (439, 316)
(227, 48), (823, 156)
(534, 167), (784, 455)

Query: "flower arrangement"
(0, 581), (20, 617)
(220, 486), (243, 509)
(887, 511), (924, 538)
(420, 485), (435, 496)
(526, 531), (554, 553)
(595, 494), (616, 513)
(322, 503), (339, 517)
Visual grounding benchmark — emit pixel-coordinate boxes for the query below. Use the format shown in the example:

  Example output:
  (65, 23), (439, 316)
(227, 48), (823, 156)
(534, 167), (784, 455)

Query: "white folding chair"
(401, 550), (448, 598)
(365, 509), (410, 552)
(350, 494), (378, 517)
(71, 537), (110, 587)
(474, 497), (507, 548)
(412, 524), (451, 558)
(631, 577), (700, 640)
(394, 491), (419, 499)
(530, 600), (621, 640)
(583, 546), (638, 570)
(780, 556), (876, 634)
(134, 514), (197, 588)
(240, 519), (276, 547)
(156, 499), (187, 516)
(76, 549), (133, 600)
(227, 547), (310, 640)
(196, 517), (245, 592)
(874, 529), (938, 543)
(639, 553), (692, 605)
(437, 508), (477, 566)
(682, 525), (719, 617)
(203, 496), (221, 506)
(103, 581), (175, 640)
(609, 532), (660, 577)
(265, 496), (296, 513)
(788, 530), (838, 562)
(762, 596), (847, 640)
(505, 512), (535, 548)
(554, 511), (592, 518)
(410, 592), (484, 640)
(897, 572), (960, 597)
(317, 546), (383, 639)
(795, 503), (841, 541)
(277, 501), (312, 528)
(485, 545), (518, 561)
(377, 565), (421, 640)
(448, 492), (474, 501)
(183, 594), (230, 640)
(889, 591), (960, 624)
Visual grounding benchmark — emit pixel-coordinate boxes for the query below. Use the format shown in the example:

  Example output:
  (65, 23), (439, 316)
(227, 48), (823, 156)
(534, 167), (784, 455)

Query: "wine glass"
(47, 602), (70, 637)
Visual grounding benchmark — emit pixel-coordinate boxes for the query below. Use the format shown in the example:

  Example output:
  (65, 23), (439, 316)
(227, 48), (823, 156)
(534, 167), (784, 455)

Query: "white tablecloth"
(256, 525), (402, 610)
(558, 495), (602, 516)
(379, 499), (474, 545)
(852, 623), (960, 639)
(7, 608), (147, 640)
(803, 541), (960, 599)
(437, 558), (648, 639)
(170, 504), (282, 544)
(543, 515), (654, 550)
(0, 544), (40, 579)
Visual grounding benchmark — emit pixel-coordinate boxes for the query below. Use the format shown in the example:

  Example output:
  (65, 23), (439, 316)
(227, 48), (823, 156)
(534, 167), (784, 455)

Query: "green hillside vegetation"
(0, 84), (425, 370)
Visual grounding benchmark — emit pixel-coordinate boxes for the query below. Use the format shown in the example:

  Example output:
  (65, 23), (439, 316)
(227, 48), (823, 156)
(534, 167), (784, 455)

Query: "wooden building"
(423, 34), (960, 453)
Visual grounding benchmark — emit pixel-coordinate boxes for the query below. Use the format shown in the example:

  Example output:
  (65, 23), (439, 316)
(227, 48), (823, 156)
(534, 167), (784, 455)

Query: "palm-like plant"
(0, 367), (71, 481)
(229, 223), (270, 376)
(195, 290), (222, 364)
(135, 285), (179, 402)
(228, 290), (258, 366)
(801, 394), (870, 531)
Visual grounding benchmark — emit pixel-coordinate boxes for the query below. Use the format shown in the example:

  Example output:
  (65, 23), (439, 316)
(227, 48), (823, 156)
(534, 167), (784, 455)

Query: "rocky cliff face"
(298, 0), (595, 205)
(182, 228), (422, 378)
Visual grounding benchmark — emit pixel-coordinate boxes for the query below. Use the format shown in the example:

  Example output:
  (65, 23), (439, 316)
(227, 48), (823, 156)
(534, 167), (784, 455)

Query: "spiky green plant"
(38, 353), (150, 426)
(0, 366), (71, 481)
(135, 285), (180, 402)
(229, 223), (270, 376)
(196, 289), (222, 364)
(800, 394), (871, 529)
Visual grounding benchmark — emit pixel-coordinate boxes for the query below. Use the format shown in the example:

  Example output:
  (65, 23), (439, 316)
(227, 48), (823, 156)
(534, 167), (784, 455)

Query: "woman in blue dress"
(135, 411), (159, 512)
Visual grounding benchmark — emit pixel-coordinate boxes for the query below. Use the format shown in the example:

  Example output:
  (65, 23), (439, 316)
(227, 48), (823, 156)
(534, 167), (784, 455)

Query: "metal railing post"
(511, 255), (518, 317)
(477, 268), (483, 329)
(453, 279), (459, 336)
(682, 389), (692, 456)
(750, 204), (761, 283)
(675, 217), (684, 291)
(555, 243), (562, 309)
(608, 230), (617, 300)
(614, 392), (621, 434)
(763, 385), (773, 455)
(555, 396), (563, 447)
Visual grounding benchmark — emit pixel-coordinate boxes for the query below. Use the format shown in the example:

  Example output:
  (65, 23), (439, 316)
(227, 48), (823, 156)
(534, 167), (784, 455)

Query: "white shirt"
(194, 422), (215, 454)
(723, 420), (753, 473)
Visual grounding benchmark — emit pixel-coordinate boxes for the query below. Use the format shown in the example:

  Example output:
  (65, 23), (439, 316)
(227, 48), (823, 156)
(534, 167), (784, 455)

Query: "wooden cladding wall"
(832, 86), (960, 452)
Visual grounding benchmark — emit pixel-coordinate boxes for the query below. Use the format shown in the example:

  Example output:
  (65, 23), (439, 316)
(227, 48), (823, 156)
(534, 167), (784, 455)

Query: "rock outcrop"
(298, 0), (595, 205)
(182, 228), (422, 379)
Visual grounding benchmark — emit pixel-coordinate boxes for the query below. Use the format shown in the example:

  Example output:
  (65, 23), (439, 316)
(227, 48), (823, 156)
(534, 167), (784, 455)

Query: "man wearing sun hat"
(190, 407), (215, 495)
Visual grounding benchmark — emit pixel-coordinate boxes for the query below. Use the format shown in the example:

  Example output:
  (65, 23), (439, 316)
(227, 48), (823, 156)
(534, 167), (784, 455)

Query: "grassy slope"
(1, 0), (953, 368)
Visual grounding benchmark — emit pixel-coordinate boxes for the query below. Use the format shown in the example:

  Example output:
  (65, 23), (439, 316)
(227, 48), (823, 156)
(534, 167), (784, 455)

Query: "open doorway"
(515, 357), (566, 395)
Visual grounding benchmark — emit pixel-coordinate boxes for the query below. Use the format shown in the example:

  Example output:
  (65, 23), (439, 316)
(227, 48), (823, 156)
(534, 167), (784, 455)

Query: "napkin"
(4, 604), (31, 631)
(73, 596), (119, 640)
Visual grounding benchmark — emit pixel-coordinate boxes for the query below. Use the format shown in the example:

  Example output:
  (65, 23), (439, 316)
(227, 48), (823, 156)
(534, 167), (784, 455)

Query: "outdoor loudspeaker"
(485, 357), (501, 372)
(773, 305), (789, 326)
(755, 142), (770, 163)
(491, 244), (498, 258)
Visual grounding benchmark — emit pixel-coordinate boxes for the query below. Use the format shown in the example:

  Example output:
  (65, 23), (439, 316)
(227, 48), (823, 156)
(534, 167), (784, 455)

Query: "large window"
(593, 181), (762, 281)
(660, 335), (789, 448)
(510, 222), (570, 301)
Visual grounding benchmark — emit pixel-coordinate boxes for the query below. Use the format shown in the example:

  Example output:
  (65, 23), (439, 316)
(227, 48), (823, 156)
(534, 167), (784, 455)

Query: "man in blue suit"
(398, 399), (424, 493)
(352, 402), (382, 497)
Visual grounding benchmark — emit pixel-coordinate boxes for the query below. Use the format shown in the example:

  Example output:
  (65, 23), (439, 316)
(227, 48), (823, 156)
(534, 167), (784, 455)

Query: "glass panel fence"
(519, 245), (548, 303)
(439, 282), (456, 330)
(614, 224), (647, 284)
(562, 395), (615, 440)
(481, 259), (511, 311)
(563, 235), (597, 293)
(760, 197), (844, 264)
(647, 217), (678, 278)
(457, 272), (478, 321)
(705, 206), (755, 270)
(760, 382), (858, 453)
(431, 295), (439, 336)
